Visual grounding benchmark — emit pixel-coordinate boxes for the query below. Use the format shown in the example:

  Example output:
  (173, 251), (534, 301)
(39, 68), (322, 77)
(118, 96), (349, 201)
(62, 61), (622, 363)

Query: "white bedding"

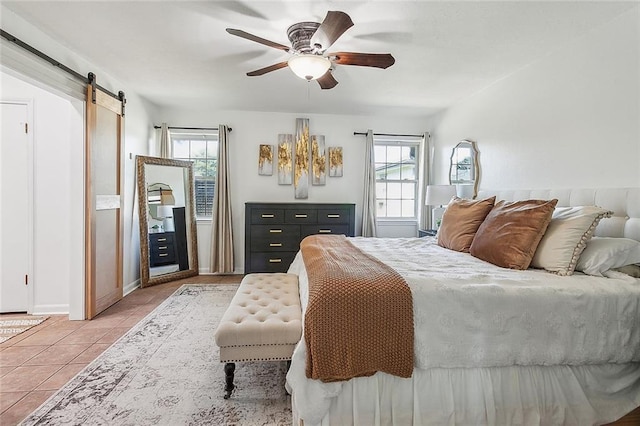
(286, 237), (640, 425)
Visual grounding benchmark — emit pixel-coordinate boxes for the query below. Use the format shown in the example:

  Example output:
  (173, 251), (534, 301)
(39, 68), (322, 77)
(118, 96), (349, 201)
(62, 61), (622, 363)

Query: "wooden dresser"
(245, 202), (356, 273)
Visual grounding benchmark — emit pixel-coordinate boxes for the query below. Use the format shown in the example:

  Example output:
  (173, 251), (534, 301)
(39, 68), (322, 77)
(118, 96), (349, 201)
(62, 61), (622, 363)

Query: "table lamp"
(156, 205), (175, 233)
(425, 185), (457, 229)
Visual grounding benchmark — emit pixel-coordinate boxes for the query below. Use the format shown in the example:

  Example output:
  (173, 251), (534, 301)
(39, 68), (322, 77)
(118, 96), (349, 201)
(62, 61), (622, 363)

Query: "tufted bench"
(214, 273), (302, 399)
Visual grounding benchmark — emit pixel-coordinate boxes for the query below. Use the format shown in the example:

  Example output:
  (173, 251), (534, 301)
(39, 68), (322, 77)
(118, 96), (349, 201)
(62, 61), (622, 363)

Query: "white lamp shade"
(156, 205), (174, 219)
(425, 185), (457, 206)
(288, 54), (331, 81)
(456, 184), (475, 199)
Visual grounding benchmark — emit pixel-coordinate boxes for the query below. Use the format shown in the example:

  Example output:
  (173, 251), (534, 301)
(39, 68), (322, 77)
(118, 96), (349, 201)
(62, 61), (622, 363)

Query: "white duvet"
(286, 237), (640, 424)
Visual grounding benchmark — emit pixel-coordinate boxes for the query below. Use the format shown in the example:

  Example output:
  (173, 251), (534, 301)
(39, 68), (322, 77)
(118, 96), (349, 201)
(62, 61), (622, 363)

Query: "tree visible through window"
(171, 131), (218, 218)
(374, 139), (421, 218)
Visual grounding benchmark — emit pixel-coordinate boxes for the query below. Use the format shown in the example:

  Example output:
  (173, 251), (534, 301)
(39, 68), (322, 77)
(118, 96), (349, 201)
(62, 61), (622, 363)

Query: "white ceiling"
(2, 1), (635, 117)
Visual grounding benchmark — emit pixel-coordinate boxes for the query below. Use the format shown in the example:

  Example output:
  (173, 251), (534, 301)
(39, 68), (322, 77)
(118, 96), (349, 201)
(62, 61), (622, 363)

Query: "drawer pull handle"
(327, 214), (340, 218)
(270, 243), (282, 247)
(261, 214), (275, 218)
(269, 229), (282, 233)
(269, 258), (282, 263)
(158, 246), (167, 250)
(318, 229), (332, 233)
(295, 214), (308, 218)
(157, 238), (167, 242)
(159, 253), (168, 257)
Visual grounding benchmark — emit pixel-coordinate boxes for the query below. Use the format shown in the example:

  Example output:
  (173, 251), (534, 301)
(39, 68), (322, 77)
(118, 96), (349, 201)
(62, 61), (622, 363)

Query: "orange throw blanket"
(301, 235), (414, 382)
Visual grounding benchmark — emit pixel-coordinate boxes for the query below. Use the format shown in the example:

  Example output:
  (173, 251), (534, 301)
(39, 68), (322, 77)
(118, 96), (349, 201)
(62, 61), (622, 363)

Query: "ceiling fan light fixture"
(288, 54), (331, 81)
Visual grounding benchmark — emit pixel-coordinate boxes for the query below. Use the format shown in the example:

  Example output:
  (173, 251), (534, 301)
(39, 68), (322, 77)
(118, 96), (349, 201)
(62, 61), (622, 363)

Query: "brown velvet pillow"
(469, 199), (558, 269)
(438, 196), (496, 252)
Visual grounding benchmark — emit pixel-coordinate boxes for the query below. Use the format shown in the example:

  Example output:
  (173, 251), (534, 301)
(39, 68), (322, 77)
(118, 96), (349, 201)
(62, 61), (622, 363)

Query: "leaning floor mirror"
(137, 155), (198, 287)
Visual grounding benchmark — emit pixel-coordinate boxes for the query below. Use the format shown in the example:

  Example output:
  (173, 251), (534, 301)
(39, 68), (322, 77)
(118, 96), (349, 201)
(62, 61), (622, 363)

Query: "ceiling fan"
(226, 11), (395, 89)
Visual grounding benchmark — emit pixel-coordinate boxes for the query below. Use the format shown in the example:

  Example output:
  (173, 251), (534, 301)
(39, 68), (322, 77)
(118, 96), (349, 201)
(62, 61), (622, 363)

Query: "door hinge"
(25, 274), (28, 285)
(25, 123), (28, 134)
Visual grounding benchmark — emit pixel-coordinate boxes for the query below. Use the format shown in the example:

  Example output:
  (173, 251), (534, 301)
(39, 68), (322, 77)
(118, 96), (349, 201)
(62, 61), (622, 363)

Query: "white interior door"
(0, 102), (31, 313)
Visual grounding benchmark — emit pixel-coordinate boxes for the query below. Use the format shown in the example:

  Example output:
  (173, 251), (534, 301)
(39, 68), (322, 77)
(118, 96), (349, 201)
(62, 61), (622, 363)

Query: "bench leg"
(285, 360), (292, 395)
(223, 362), (235, 399)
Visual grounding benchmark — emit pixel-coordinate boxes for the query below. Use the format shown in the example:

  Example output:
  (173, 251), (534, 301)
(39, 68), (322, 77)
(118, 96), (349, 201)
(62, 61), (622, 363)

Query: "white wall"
(156, 108), (428, 272)
(1, 5), (158, 314)
(427, 6), (640, 191)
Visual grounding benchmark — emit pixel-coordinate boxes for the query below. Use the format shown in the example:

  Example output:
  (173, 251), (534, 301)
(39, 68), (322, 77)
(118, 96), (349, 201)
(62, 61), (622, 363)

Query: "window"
(374, 138), (421, 219)
(171, 131), (218, 218)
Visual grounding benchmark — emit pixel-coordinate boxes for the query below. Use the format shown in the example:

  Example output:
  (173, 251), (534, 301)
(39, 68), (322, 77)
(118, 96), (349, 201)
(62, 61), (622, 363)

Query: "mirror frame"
(136, 155), (198, 287)
(449, 139), (480, 199)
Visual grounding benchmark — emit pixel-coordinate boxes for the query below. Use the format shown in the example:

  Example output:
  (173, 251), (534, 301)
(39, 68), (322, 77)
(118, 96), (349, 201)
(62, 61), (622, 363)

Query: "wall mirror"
(449, 140), (480, 199)
(137, 155), (198, 287)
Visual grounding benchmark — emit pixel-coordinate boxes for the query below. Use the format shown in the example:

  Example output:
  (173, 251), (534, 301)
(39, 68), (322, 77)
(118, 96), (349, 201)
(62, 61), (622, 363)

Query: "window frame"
(374, 136), (423, 221)
(170, 130), (218, 221)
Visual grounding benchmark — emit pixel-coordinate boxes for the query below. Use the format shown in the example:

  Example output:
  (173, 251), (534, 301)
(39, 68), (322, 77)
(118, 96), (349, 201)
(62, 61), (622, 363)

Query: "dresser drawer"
(150, 249), (177, 266)
(301, 224), (350, 239)
(150, 232), (175, 245)
(284, 209), (317, 224)
(251, 224), (300, 239)
(250, 238), (300, 252)
(318, 209), (351, 224)
(251, 209), (285, 224)
(250, 252), (297, 273)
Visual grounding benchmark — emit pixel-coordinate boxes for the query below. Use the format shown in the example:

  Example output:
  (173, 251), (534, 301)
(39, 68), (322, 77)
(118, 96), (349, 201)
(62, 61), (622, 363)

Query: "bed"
(285, 187), (640, 426)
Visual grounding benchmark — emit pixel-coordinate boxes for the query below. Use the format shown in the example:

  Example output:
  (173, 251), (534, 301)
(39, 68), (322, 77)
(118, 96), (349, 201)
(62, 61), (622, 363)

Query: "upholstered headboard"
(477, 188), (640, 242)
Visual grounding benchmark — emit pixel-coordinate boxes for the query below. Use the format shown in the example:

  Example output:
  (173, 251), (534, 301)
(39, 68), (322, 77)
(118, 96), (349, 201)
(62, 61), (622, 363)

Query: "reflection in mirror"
(137, 156), (198, 287)
(449, 140), (480, 199)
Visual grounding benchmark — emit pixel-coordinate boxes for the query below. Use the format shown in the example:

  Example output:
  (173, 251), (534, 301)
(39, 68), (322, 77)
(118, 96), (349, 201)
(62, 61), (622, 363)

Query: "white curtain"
(420, 132), (433, 230)
(210, 124), (234, 273)
(361, 129), (377, 237)
(159, 123), (171, 158)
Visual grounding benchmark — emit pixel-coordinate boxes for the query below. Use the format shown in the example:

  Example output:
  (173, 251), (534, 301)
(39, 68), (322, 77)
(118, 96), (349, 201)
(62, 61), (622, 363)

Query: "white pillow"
(575, 237), (640, 277)
(531, 206), (613, 275)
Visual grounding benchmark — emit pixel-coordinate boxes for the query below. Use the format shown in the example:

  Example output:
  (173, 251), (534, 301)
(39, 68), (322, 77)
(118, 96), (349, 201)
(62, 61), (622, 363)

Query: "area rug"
(0, 315), (48, 343)
(20, 284), (292, 425)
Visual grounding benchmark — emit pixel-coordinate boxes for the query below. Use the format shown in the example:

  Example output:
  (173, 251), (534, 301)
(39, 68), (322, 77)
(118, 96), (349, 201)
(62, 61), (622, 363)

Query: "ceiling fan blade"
(330, 52), (395, 69)
(317, 72), (338, 90)
(310, 11), (354, 52)
(226, 28), (290, 52)
(246, 62), (289, 76)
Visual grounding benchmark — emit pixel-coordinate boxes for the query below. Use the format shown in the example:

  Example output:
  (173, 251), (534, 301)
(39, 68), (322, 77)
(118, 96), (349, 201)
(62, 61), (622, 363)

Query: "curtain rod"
(0, 29), (123, 101)
(153, 125), (232, 132)
(354, 131), (423, 138)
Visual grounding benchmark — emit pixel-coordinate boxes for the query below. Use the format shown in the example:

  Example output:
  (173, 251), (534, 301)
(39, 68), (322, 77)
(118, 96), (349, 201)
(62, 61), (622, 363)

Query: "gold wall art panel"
(294, 118), (310, 199)
(329, 146), (343, 177)
(258, 144), (273, 176)
(311, 135), (326, 185)
(277, 134), (293, 185)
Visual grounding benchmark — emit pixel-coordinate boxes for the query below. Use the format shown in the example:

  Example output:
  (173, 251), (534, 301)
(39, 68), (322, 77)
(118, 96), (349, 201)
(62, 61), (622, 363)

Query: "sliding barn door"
(85, 78), (124, 319)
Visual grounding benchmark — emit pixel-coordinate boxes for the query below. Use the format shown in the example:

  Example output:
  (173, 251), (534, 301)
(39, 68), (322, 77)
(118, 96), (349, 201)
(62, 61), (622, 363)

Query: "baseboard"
(124, 279), (140, 297)
(32, 304), (69, 315)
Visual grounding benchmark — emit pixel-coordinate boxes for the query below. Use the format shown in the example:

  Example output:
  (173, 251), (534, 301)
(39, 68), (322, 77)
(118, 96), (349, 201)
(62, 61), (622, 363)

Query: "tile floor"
(1, 273), (638, 425)
(0, 274), (242, 426)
